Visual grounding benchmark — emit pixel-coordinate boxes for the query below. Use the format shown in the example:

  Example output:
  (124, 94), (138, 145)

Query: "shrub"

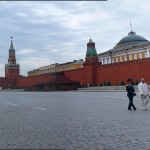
(135, 79), (139, 85)
(100, 83), (103, 86)
(104, 81), (107, 86)
(132, 80), (135, 85)
(120, 81), (125, 85)
(107, 81), (112, 86)
(85, 85), (88, 88)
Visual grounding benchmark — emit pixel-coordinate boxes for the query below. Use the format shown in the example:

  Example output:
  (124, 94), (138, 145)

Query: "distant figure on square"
(126, 79), (136, 110)
(138, 78), (149, 110)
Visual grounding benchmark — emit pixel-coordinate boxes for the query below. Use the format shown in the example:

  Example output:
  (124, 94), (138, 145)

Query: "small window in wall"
(112, 58), (114, 63)
(120, 56), (123, 62)
(124, 55), (127, 61)
(145, 51), (147, 57)
(139, 53), (143, 59)
(116, 57), (118, 62)
(134, 53), (137, 59)
(99, 58), (102, 62)
(129, 55), (132, 60)
(107, 58), (109, 64)
(103, 58), (105, 64)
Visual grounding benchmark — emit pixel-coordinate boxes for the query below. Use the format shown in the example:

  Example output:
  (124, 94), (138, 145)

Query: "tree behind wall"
(107, 81), (112, 86)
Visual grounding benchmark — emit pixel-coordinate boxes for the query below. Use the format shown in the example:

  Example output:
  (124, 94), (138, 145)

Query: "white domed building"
(98, 29), (150, 64)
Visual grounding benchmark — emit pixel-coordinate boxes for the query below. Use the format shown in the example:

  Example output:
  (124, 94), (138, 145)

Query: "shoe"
(134, 108), (136, 111)
(142, 107), (146, 110)
(128, 108), (132, 110)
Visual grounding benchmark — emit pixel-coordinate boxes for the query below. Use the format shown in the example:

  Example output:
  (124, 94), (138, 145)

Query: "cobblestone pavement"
(0, 91), (150, 149)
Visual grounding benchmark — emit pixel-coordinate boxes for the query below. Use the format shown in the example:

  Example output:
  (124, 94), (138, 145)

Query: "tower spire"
(130, 21), (133, 32)
(89, 36), (93, 43)
(10, 36), (14, 50)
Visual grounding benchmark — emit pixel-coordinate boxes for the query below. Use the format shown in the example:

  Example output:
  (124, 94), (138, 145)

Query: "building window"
(139, 53), (143, 59)
(124, 55), (127, 61)
(129, 55), (132, 60)
(134, 53), (137, 59)
(116, 57), (118, 62)
(145, 51), (147, 57)
(120, 56), (123, 62)
(112, 58), (114, 63)
(99, 58), (102, 62)
(107, 58), (109, 64)
(103, 58), (105, 64)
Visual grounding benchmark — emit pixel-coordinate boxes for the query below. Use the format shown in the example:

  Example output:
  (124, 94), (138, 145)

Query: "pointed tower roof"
(86, 38), (98, 58)
(10, 37), (15, 50)
(89, 37), (94, 43)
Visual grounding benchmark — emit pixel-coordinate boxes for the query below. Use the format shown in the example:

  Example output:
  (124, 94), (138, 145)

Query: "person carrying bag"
(126, 79), (136, 110)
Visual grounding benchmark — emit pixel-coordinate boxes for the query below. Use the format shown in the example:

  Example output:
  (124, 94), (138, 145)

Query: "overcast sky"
(0, 0), (150, 76)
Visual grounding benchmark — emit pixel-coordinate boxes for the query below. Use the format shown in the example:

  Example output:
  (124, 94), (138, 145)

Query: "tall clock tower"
(5, 37), (20, 88)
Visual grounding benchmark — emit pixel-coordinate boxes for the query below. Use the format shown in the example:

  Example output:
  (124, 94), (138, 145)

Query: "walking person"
(126, 79), (136, 110)
(138, 78), (149, 110)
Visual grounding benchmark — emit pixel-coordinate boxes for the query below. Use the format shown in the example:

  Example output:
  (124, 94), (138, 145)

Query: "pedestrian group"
(126, 78), (149, 110)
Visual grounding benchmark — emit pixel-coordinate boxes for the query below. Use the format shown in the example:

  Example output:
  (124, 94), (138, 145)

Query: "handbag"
(133, 93), (136, 96)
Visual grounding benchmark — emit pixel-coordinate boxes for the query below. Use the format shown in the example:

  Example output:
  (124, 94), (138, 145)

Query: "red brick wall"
(15, 73), (55, 87)
(64, 58), (150, 86)
(0, 77), (9, 89)
(95, 58), (150, 85)
(5, 67), (20, 87)
(12, 58), (150, 89)
(64, 69), (85, 85)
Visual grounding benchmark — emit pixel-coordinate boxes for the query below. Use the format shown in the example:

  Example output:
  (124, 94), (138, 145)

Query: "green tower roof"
(86, 47), (98, 58)
(86, 38), (98, 58)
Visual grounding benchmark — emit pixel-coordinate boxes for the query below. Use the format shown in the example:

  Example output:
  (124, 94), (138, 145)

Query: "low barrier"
(78, 85), (150, 92)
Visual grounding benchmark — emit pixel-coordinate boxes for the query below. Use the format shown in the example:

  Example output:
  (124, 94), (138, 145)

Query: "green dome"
(117, 31), (149, 45)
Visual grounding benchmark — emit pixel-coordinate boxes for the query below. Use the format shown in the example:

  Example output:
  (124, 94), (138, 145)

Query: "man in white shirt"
(138, 78), (149, 109)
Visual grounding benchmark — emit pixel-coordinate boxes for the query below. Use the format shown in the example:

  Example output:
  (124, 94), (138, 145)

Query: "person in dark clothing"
(126, 79), (136, 110)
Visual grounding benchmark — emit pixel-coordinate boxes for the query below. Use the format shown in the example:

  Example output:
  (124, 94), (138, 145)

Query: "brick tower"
(85, 37), (98, 63)
(83, 38), (100, 86)
(5, 37), (20, 88)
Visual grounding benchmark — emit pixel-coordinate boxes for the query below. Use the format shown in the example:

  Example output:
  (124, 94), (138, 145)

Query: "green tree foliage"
(104, 81), (107, 86)
(120, 81), (125, 85)
(100, 83), (103, 86)
(107, 81), (112, 86)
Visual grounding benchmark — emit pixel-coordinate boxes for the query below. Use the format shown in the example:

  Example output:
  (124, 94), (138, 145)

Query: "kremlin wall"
(1, 29), (150, 91)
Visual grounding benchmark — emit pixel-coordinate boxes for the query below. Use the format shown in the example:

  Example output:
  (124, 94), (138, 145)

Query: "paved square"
(0, 91), (149, 149)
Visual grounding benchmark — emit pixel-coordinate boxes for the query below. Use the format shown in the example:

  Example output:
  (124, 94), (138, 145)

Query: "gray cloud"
(0, 0), (150, 76)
